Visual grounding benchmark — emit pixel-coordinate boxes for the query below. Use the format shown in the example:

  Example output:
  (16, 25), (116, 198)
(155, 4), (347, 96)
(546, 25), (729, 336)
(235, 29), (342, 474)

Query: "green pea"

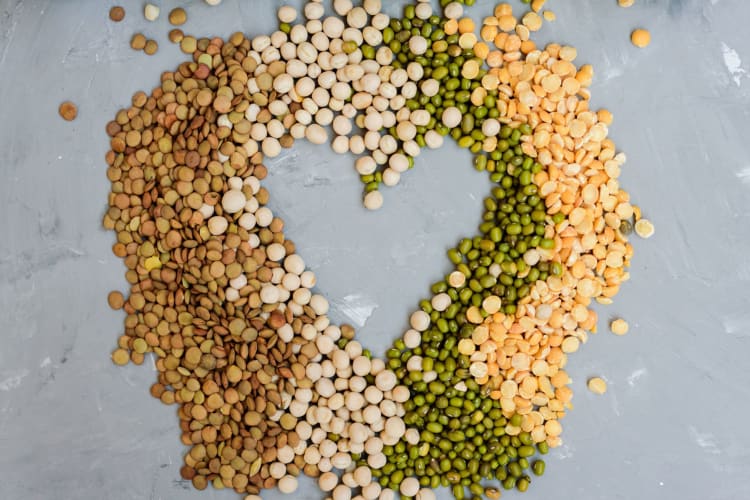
(457, 136), (474, 148)
(533, 460), (545, 476)
(540, 238), (555, 249)
(361, 44), (375, 59)
(448, 431), (465, 442)
(452, 485), (465, 500)
(508, 462), (522, 478)
(469, 483), (484, 496)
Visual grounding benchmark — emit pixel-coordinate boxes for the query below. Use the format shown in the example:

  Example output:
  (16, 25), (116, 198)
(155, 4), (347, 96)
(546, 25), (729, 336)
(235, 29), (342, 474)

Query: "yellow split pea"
(522, 12), (543, 32)
(631, 29), (651, 48)
(587, 377), (608, 395)
(610, 319), (629, 336)
(635, 219), (655, 238)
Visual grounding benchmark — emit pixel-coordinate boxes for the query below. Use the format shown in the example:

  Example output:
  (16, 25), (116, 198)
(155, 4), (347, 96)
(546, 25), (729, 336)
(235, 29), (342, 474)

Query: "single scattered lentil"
(168, 29), (184, 44)
(168, 7), (187, 26)
(111, 348), (129, 366)
(130, 33), (146, 50)
(107, 291), (124, 310)
(143, 39), (158, 55)
(58, 101), (77, 121)
(109, 6), (125, 22)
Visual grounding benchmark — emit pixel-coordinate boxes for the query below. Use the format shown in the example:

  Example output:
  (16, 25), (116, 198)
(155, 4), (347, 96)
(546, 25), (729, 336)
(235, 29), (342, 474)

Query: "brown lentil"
(109, 6), (125, 22)
(130, 33), (146, 51)
(107, 291), (125, 310)
(112, 348), (130, 365)
(143, 39), (158, 55)
(58, 101), (78, 121)
(168, 7), (187, 26)
(168, 29), (184, 44)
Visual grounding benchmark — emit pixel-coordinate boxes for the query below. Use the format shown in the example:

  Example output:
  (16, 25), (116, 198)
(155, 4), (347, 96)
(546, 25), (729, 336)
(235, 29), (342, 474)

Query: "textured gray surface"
(1, 0), (749, 499)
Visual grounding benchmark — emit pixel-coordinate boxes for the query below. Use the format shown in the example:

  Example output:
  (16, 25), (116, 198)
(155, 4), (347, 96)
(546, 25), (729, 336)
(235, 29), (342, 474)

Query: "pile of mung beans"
(104, 0), (653, 499)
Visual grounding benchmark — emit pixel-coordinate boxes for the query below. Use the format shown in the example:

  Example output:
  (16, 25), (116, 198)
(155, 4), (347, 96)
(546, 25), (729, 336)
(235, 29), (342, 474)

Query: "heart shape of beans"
(104, 1), (643, 499)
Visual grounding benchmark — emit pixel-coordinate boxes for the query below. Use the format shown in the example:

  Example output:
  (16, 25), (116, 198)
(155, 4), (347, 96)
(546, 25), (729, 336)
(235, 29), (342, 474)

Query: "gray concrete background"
(1, 0), (749, 499)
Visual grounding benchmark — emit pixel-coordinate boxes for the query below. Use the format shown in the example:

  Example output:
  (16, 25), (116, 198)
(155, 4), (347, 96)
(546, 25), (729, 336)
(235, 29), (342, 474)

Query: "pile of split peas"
(92, 0), (657, 499)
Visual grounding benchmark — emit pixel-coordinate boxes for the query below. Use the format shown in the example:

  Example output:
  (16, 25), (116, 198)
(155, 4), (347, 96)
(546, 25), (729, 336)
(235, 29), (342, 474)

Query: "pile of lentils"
(105, 0), (653, 499)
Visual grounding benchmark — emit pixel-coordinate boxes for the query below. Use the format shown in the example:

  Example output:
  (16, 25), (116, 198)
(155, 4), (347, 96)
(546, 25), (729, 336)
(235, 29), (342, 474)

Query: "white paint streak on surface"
(600, 66), (624, 83)
(627, 368), (648, 387)
(689, 426), (721, 455)
(0, 370), (30, 391)
(556, 444), (575, 460)
(721, 42), (746, 86)
(0, 1), (24, 67)
(332, 293), (378, 327)
(610, 391), (621, 416)
(722, 314), (750, 337)
(736, 166), (750, 186)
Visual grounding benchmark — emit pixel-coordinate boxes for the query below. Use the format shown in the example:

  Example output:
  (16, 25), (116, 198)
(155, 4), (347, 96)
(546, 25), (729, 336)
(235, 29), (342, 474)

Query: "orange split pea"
(531, 0), (546, 12)
(494, 2), (513, 17)
(458, 17), (475, 34)
(473, 41), (490, 59)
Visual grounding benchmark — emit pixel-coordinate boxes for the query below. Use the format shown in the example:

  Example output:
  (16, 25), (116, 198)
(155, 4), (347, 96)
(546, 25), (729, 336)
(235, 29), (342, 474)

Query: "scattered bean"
(143, 3), (159, 21)
(58, 101), (77, 121)
(109, 6), (125, 22)
(130, 33), (146, 50)
(635, 219), (655, 238)
(631, 28), (651, 48)
(587, 377), (608, 395)
(168, 7), (187, 26)
(610, 319), (629, 336)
